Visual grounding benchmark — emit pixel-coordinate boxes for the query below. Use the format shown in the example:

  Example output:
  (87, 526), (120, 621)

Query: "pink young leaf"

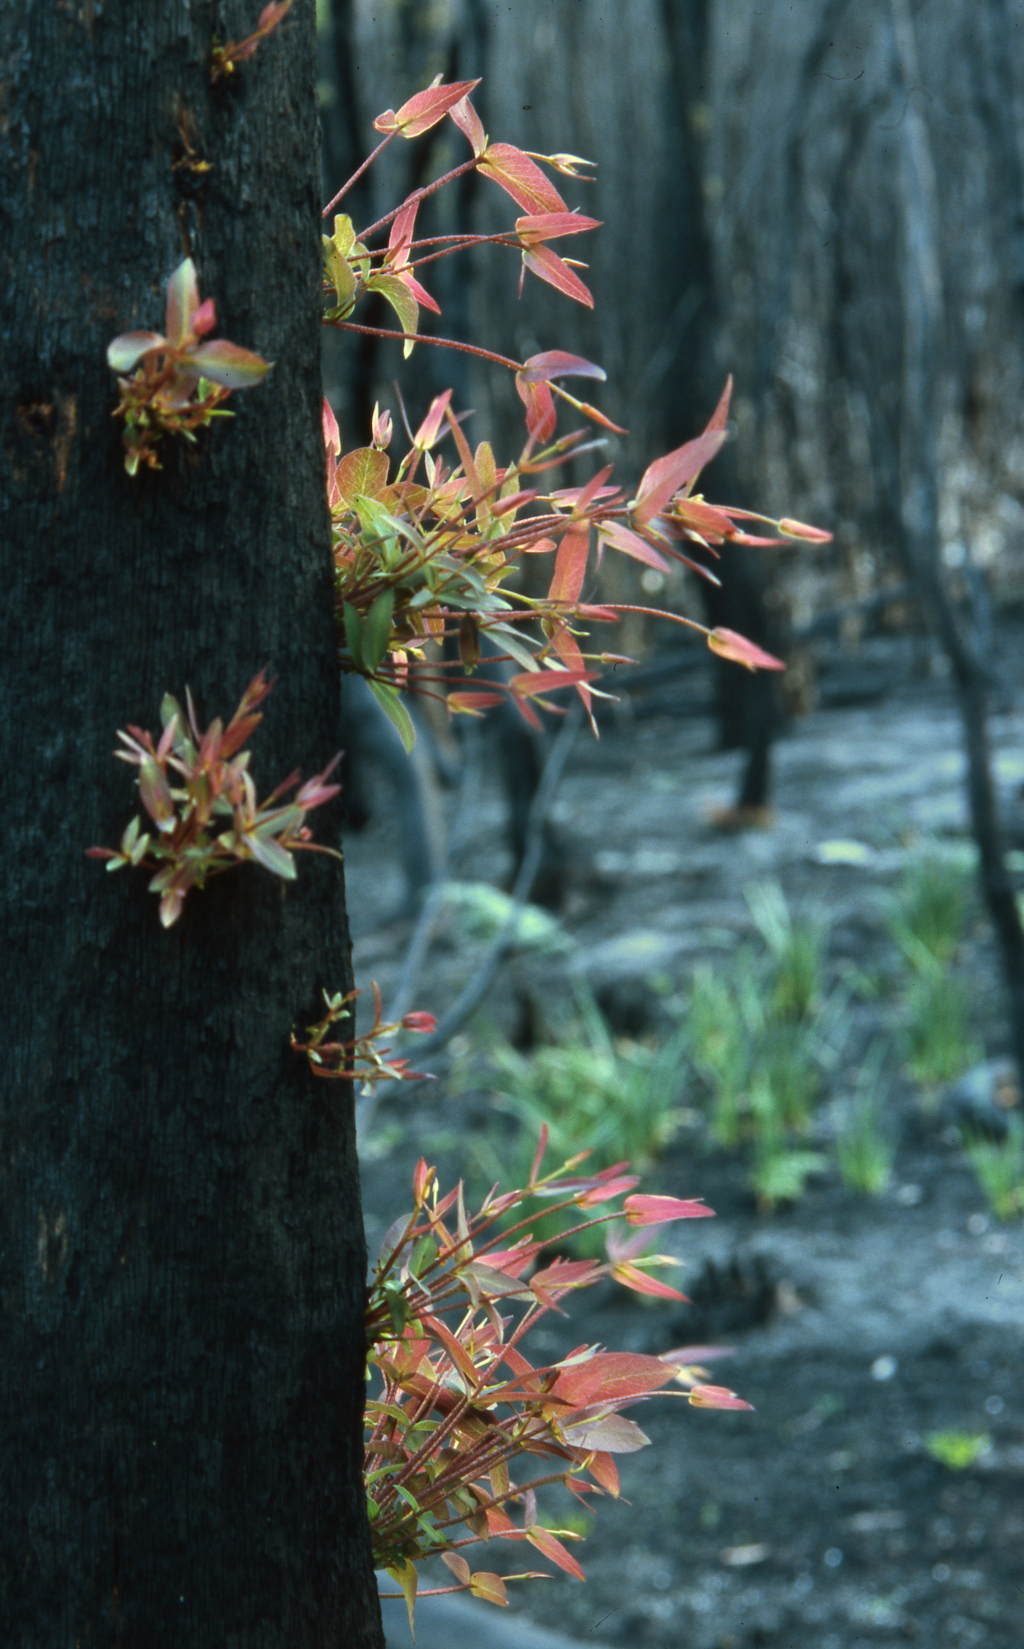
(707, 628), (786, 673)
(400, 269), (441, 315)
(450, 92), (487, 156)
(165, 258), (200, 349)
(447, 689), (507, 713)
(107, 331), (168, 373)
(705, 374), (734, 433)
(258, 1), (292, 31)
(587, 1451), (620, 1496)
(779, 516), (833, 542)
(528, 1123), (550, 1187)
(509, 668), (595, 701)
(548, 526), (590, 605)
(515, 376), (557, 443)
(478, 142), (568, 214)
(400, 1010), (437, 1033)
(687, 1384), (754, 1411)
(413, 388), (453, 450)
(623, 1194), (715, 1225)
(553, 1352), (678, 1408)
(526, 1526), (585, 1581)
(633, 429), (728, 526)
(190, 297), (217, 338)
(551, 627), (592, 715)
(387, 198), (418, 268)
(515, 210), (602, 246)
(522, 245), (594, 308)
(549, 465), (616, 512)
(322, 396), (341, 457)
(598, 519), (672, 574)
(610, 1263), (688, 1302)
(519, 349), (606, 385)
(374, 78), (482, 139)
(530, 1259), (602, 1299)
(661, 1345), (736, 1369)
(670, 496), (741, 538)
(185, 340), (272, 389)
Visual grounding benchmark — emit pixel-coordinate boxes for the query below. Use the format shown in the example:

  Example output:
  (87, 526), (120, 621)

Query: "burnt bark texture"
(886, 0), (1024, 1087)
(0, 4), (384, 1646)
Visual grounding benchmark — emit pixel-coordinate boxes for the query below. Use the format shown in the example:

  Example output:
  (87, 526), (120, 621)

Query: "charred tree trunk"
(890, 0), (1024, 1089)
(0, 4), (383, 1646)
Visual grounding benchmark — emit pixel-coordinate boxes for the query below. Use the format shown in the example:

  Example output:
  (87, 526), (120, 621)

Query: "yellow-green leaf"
(366, 271), (418, 356)
(322, 234), (357, 315)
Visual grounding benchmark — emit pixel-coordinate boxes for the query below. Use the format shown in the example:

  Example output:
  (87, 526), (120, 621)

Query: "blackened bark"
(0, 4), (384, 1646)
(889, 0), (1024, 1089)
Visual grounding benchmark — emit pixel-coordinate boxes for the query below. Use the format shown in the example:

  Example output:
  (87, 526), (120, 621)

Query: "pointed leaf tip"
(707, 629), (785, 673)
(166, 258), (200, 348)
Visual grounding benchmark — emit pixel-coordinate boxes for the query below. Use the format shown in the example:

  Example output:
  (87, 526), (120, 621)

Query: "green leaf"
(367, 678), (416, 753)
(245, 831), (297, 880)
(330, 213), (356, 256)
(342, 601), (364, 670)
(365, 271), (418, 356)
(322, 233), (357, 316)
(362, 589), (395, 672)
(184, 340), (271, 390)
(385, 1559), (418, 1636)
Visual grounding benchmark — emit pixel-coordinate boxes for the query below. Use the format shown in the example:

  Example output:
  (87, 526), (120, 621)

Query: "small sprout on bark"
(87, 671), (340, 926)
(210, 1), (292, 82)
(365, 1132), (751, 1624)
(107, 258), (270, 475)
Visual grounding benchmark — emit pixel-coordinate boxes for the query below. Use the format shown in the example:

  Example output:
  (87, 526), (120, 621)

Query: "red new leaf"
(519, 349), (607, 384)
(634, 429), (728, 526)
(687, 1384), (755, 1411)
(450, 93), (487, 156)
(515, 376), (557, 442)
(522, 245), (594, 308)
(374, 78), (482, 138)
(707, 628), (785, 672)
(598, 519), (672, 574)
(548, 527), (590, 605)
(623, 1194), (715, 1225)
(515, 211), (602, 246)
(610, 1263), (688, 1301)
(526, 1525), (585, 1581)
(478, 142), (568, 213)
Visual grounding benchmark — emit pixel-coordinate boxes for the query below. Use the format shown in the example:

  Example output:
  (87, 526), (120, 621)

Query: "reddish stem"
(358, 158), (479, 241)
(321, 132), (397, 219)
(326, 319), (521, 372)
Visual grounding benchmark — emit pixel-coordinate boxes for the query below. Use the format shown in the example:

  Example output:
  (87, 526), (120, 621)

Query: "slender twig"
(325, 319), (522, 372)
(357, 158), (479, 241)
(321, 131), (397, 219)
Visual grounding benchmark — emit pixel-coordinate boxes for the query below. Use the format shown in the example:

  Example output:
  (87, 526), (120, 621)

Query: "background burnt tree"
(0, 3), (384, 1645)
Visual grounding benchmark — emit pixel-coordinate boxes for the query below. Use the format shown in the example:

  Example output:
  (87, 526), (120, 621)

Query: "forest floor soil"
(349, 645), (1024, 1649)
